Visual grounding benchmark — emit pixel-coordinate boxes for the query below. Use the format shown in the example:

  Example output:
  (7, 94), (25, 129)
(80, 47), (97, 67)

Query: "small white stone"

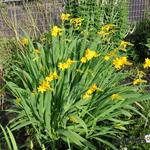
(145, 134), (150, 143)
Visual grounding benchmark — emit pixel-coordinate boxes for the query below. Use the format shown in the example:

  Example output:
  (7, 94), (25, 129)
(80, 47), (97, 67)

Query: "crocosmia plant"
(6, 13), (150, 150)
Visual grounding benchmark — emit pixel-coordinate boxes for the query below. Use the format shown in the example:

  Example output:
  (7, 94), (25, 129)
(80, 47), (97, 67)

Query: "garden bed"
(0, 0), (150, 150)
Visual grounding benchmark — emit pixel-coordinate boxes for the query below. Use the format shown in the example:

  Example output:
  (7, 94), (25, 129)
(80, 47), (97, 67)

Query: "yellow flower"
(113, 58), (123, 70)
(86, 89), (93, 95)
(45, 71), (59, 82)
(83, 93), (91, 100)
(66, 58), (76, 65)
(120, 56), (130, 65)
(104, 55), (110, 61)
(83, 84), (99, 100)
(38, 80), (50, 93)
(52, 71), (59, 80)
(60, 13), (71, 21)
(70, 17), (83, 27)
(119, 41), (133, 51)
(97, 31), (109, 37)
(69, 116), (78, 123)
(143, 58), (150, 68)
(133, 78), (147, 85)
(81, 48), (99, 63)
(88, 84), (98, 93)
(85, 49), (99, 60)
(104, 49), (118, 61)
(101, 24), (115, 32)
(97, 24), (115, 37)
(111, 94), (123, 100)
(81, 57), (87, 63)
(58, 58), (76, 70)
(109, 49), (119, 56)
(132, 69), (147, 85)
(113, 56), (132, 70)
(45, 76), (53, 82)
(51, 26), (62, 37)
(20, 37), (29, 46)
(58, 63), (69, 70)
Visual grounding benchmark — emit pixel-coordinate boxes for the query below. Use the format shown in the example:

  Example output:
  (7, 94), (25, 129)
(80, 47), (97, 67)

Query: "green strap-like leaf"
(0, 125), (18, 150)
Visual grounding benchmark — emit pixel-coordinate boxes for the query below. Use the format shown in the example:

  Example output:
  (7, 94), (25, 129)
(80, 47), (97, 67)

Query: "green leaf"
(0, 125), (12, 150)
(94, 137), (117, 150)
(0, 125), (18, 150)
(6, 127), (18, 150)
(59, 129), (96, 150)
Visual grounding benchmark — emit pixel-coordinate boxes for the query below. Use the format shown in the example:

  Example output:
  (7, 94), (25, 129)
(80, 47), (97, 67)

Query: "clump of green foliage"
(65, 0), (129, 39)
(126, 19), (150, 62)
(4, 14), (150, 150)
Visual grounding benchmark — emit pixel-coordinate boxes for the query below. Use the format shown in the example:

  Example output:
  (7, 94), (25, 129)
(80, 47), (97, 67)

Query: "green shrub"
(0, 38), (22, 85)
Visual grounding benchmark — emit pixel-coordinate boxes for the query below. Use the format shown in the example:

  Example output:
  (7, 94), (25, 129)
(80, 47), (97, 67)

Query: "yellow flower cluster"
(81, 48), (99, 63)
(60, 13), (71, 21)
(104, 41), (133, 61)
(111, 94), (123, 100)
(58, 58), (76, 70)
(113, 56), (132, 70)
(133, 70), (147, 85)
(20, 37), (29, 46)
(97, 24), (115, 37)
(38, 71), (59, 93)
(118, 41), (133, 52)
(83, 84), (99, 100)
(101, 24), (115, 32)
(51, 26), (62, 37)
(70, 17), (83, 28)
(143, 58), (150, 68)
(133, 78), (147, 85)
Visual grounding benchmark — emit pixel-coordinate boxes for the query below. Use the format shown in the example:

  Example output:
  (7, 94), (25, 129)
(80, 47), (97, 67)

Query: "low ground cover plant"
(1, 13), (149, 150)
